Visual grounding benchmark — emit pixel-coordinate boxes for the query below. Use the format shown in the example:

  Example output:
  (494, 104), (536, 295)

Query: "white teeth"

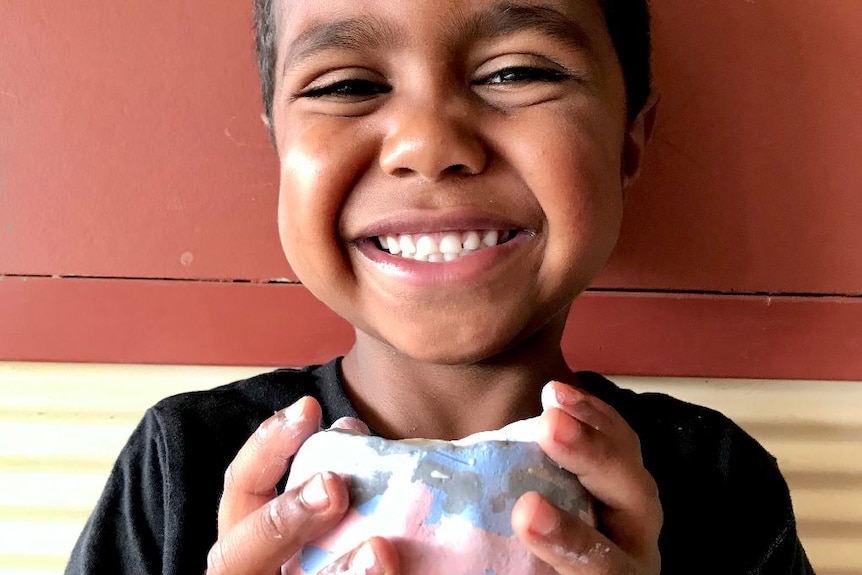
(462, 231), (481, 251)
(415, 235), (440, 258)
(439, 233), (462, 254)
(376, 229), (514, 263)
(399, 235), (416, 256)
(385, 235), (401, 254)
(481, 230), (499, 247)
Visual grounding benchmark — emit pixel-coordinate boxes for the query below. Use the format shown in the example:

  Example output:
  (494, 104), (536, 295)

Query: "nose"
(379, 96), (487, 181)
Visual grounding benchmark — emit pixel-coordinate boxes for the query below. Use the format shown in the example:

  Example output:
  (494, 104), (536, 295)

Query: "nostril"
(444, 163), (474, 176)
(388, 164), (474, 180)
(390, 167), (411, 178)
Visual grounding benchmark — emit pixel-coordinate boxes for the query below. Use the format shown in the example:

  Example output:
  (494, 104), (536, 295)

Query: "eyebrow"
(281, 2), (594, 76)
(282, 17), (402, 75)
(457, 3), (595, 55)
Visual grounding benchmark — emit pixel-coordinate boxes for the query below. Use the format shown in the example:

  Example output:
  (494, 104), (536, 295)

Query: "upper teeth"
(378, 230), (507, 262)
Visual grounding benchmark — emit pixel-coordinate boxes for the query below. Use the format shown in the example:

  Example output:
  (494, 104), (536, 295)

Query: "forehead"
(276, 0), (611, 56)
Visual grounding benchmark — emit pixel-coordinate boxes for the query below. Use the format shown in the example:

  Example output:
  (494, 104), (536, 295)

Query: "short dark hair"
(600, 0), (652, 120)
(253, 0), (651, 127)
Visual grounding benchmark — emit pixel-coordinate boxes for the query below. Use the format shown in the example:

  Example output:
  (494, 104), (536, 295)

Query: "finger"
(538, 384), (654, 511)
(539, 406), (662, 557)
(542, 382), (637, 444)
(218, 396), (323, 533)
(538, 406), (662, 526)
(537, 387), (663, 557)
(539, 408), (654, 508)
(329, 416), (372, 435)
(513, 492), (649, 575)
(207, 471), (350, 575)
(317, 536), (401, 575)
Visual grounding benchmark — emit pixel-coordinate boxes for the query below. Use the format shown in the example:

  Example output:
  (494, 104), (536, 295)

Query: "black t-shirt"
(65, 358), (814, 574)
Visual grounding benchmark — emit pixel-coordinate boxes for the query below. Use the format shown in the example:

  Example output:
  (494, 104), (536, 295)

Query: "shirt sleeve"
(64, 409), (168, 575)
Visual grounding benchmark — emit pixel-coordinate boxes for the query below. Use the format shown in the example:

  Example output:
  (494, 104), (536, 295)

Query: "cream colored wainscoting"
(616, 376), (862, 575)
(0, 362), (265, 575)
(0, 362), (860, 575)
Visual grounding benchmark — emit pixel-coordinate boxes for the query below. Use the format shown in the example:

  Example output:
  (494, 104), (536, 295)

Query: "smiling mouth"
(369, 229), (520, 263)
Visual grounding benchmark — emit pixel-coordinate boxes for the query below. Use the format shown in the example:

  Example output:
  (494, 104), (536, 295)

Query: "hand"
(206, 396), (400, 575)
(511, 382), (662, 575)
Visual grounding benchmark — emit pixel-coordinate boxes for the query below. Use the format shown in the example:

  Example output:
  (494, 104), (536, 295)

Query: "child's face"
(271, 0), (643, 363)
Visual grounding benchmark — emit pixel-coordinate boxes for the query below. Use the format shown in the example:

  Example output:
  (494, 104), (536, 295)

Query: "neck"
(340, 320), (576, 440)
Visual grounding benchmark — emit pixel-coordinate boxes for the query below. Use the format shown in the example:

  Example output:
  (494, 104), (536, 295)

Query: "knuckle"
(222, 463), (238, 490)
(650, 491), (665, 531)
(260, 498), (295, 541)
(249, 424), (270, 450)
(619, 427), (644, 462)
(632, 471), (662, 512)
(547, 540), (612, 573)
(643, 474), (662, 512)
(647, 477), (661, 504)
(629, 431), (644, 454)
(591, 435), (614, 464)
(206, 541), (228, 575)
(633, 474), (663, 535)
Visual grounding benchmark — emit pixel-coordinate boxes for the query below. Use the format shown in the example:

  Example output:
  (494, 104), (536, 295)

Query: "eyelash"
(299, 79), (391, 99)
(476, 65), (572, 86)
(298, 65), (572, 99)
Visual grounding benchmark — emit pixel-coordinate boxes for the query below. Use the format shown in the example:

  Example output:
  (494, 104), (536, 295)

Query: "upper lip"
(350, 208), (534, 240)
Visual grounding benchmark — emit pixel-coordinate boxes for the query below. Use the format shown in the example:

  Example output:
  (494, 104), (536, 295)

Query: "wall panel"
(1, 4), (860, 372)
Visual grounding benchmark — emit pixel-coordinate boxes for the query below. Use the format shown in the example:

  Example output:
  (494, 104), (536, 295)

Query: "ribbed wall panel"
(1, 363), (859, 574)
(618, 376), (862, 575)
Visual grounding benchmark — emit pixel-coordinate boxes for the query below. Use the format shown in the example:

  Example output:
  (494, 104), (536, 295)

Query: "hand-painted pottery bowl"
(283, 423), (594, 575)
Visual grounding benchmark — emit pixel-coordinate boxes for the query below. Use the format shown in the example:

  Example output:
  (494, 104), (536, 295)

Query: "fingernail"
(529, 497), (560, 537)
(556, 384), (584, 408)
(541, 382), (583, 410)
(258, 398), (308, 439)
(279, 397), (308, 423)
(351, 542), (382, 575)
(552, 412), (582, 445)
(300, 472), (331, 511)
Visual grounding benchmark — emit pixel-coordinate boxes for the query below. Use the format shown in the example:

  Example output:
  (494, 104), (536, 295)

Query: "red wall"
(1, 1), (860, 378)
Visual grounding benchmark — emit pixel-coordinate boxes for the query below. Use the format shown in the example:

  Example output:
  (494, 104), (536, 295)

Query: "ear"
(261, 112), (272, 132)
(621, 92), (660, 196)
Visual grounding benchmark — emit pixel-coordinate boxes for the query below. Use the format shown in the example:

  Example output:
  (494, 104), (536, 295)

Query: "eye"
(299, 78), (391, 100)
(477, 66), (572, 86)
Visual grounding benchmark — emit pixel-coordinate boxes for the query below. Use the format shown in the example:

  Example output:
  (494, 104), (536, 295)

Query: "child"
(66, 0), (814, 574)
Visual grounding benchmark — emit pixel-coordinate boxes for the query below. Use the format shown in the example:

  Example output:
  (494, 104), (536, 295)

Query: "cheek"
(548, 128), (624, 244)
(508, 108), (625, 286)
(278, 139), (328, 257)
(276, 122), (371, 293)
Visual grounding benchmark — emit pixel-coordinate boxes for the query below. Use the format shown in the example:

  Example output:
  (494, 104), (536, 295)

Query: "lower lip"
(353, 233), (532, 287)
